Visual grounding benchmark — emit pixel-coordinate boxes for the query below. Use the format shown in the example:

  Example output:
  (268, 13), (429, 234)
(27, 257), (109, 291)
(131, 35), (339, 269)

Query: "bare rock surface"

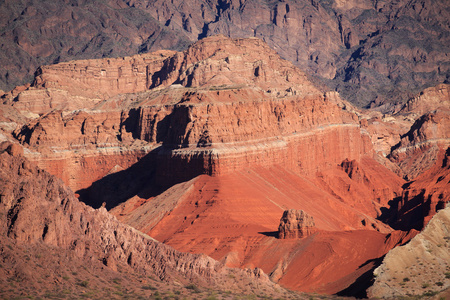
(278, 209), (317, 239)
(389, 108), (450, 180)
(1, 0), (449, 109)
(4, 36), (414, 295)
(11, 35), (372, 192)
(2, 33), (448, 298)
(386, 147), (450, 232)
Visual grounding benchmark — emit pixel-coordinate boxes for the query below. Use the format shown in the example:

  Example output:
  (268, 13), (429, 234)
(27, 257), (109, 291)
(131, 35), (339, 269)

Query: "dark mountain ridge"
(1, 0), (449, 110)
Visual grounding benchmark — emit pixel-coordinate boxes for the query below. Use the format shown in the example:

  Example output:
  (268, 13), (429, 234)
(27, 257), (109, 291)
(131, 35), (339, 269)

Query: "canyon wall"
(4, 33), (448, 297)
(389, 108), (450, 180)
(12, 36), (373, 191)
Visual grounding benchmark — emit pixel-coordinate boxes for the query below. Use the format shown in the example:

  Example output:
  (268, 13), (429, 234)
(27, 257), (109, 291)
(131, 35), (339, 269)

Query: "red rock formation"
(108, 161), (410, 294)
(361, 84), (449, 158)
(392, 147), (450, 231)
(397, 84), (450, 116)
(0, 142), (284, 296)
(2, 0), (449, 110)
(7, 35), (420, 296)
(389, 108), (450, 180)
(13, 36), (372, 191)
(278, 209), (316, 239)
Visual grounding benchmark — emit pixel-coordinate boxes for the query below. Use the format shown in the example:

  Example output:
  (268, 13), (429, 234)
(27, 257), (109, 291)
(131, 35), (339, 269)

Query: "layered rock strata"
(1, 0), (449, 110)
(5, 36), (421, 296)
(0, 142), (283, 295)
(389, 108), (450, 180)
(12, 36), (373, 191)
(390, 147), (450, 231)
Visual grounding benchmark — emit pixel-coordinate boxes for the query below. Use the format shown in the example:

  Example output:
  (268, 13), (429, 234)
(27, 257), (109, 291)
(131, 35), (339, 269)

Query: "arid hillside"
(0, 141), (304, 299)
(1, 0), (449, 109)
(0, 35), (449, 298)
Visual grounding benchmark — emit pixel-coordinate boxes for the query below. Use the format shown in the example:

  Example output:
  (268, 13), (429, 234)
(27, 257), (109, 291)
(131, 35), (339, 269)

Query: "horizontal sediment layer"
(156, 124), (372, 185)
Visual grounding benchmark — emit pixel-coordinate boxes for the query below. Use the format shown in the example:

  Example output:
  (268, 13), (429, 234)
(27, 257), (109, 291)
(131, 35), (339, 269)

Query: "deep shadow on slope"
(76, 147), (174, 210)
(378, 147), (450, 232)
(336, 256), (384, 298)
(76, 148), (160, 209)
(76, 143), (215, 210)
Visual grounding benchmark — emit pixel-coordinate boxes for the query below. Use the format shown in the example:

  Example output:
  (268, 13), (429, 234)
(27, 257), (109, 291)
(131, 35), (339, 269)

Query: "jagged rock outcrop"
(1, 0), (449, 110)
(6, 51), (175, 114)
(389, 108), (450, 180)
(8, 35), (316, 115)
(388, 147), (450, 231)
(396, 84), (450, 117)
(278, 209), (317, 239)
(357, 81), (449, 180)
(0, 142), (284, 296)
(368, 204), (450, 298)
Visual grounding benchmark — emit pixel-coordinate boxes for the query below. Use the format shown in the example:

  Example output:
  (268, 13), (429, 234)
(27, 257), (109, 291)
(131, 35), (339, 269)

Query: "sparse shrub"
(445, 272), (450, 279)
(78, 280), (89, 287)
(112, 278), (121, 284)
(141, 284), (157, 291)
(62, 276), (69, 280)
(435, 281), (444, 286)
(81, 291), (95, 298)
(422, 283), (430, 288)
(423, 290), (438, 297)
(403, 277), (410, 282)
(185, 284), (201, 293)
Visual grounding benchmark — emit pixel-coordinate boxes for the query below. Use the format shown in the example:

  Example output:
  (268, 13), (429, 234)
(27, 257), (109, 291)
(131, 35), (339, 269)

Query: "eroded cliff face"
(388, 147), (450, 231)
(153, 90), (371, 185)
(389, 108), (450, 180)
(278, 209), (317, 239)
(11, 35), (372, 192)
(4, 35), (447, 296)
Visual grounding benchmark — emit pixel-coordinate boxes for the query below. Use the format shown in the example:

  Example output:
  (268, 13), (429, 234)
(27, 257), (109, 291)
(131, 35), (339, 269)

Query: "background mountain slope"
(1, 0), (449, 109)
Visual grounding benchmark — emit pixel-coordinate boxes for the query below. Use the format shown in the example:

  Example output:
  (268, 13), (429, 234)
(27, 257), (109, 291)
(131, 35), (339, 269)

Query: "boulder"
(278, 209), (316, 239)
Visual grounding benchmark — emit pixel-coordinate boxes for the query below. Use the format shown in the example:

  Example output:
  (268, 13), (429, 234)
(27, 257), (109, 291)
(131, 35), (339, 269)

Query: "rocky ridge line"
(1, 0), (449, 110)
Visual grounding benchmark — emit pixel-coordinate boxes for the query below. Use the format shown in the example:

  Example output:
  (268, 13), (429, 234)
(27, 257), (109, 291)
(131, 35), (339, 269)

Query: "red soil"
(113, 156), (406, 294)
